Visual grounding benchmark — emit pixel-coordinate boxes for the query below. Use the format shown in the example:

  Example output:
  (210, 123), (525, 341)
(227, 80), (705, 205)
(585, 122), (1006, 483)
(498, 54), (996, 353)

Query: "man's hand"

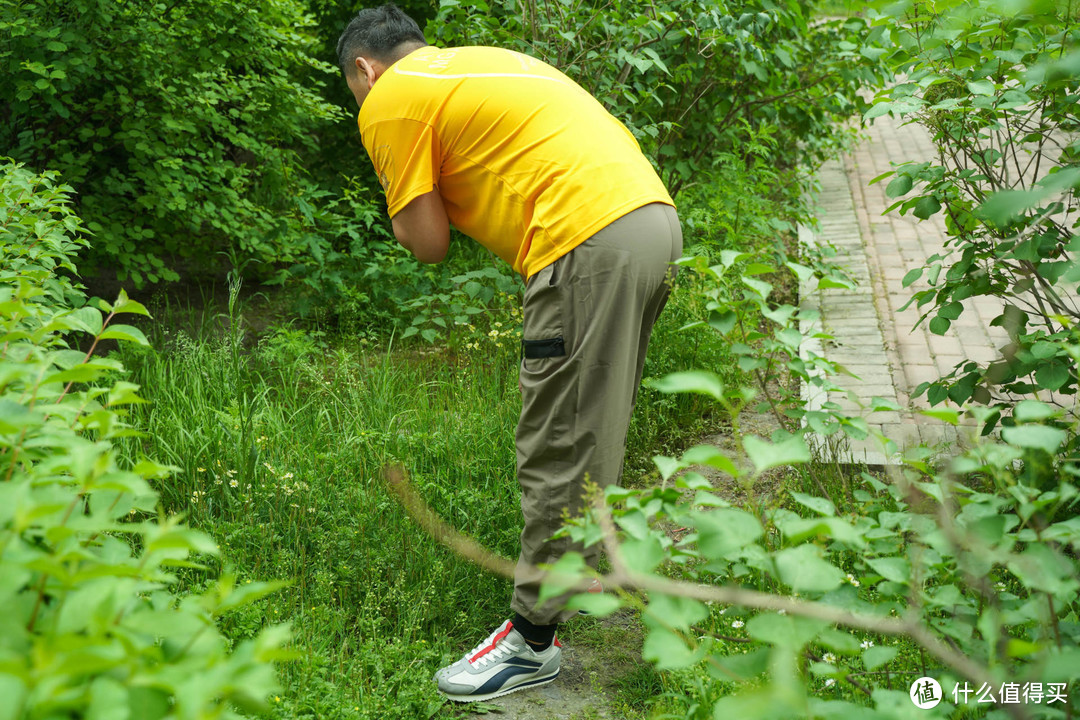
(391, 188), (450, 263)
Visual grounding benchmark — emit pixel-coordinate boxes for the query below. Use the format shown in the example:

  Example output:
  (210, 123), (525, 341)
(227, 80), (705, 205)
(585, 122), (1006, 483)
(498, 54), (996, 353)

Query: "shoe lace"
(467, 626), (516, 668)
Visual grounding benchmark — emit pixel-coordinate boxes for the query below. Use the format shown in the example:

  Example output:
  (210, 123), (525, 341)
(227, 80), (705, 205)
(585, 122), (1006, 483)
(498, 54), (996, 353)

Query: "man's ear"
(355, 56), (383, 88)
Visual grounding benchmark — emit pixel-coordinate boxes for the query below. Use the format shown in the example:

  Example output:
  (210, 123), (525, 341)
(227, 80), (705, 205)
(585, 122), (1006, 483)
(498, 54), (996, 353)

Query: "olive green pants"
(511, 202), (682, 624)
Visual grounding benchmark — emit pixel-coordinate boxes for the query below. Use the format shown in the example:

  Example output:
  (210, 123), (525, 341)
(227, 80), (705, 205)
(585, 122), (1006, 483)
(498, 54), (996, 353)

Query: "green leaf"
(1001, 425), (1066, 454)
(779, 517), (866, 548)
(774, 544), (844, 592)
(1006, 639), (1041, 658)
(966, 79), (995, 96)
(901, 267), (923, 287)
(1043, 516), (1080, 547)
(146, 526), (219, 556)
(621, 535), (664, 573)
(615, 507), (651, 540)
(647, 371), (724, 402)
(743, 434), (810, 473)
(537, 553), (589, 606)
(127, 687), (169, 720)
(642, 626), (700, 670)
(644, 594), (708, 631)
(720, 250), (752, 268)
(709, 309), (737, 335)
(0, 674), (27, 720)
(1006, 543), (1076, 596)
(978, 188), (1046, 226)
(122, 607), (209, 639)
(1030, 341), (1059, 360)
(785, 261), (815, 282)
(216, 579), (291, 615)
(653, 454), (683, 481)
(864, 101), (894, 120)
(113, 289), (151, 317)
(866, 557), (910, 584)
(1034, 362), (1069, 391)
(746, 613), (827, 648)
(681, 445), (740, 478)
(938, 301), (963, 320)
(862, 645), (898, 670)
(912, 195), (941, 220)
(98, 325), (149, 347)
(707, 648), (770, 681)
(919, 408), (960, 424)
(860, 46), (889, 61)
(695, 508), (763, 561)
(817, 628), (863, 655)
(565, 592), (621, 617)
(692, 490), (731, 507)
(66, 306), (104, 335)
(885, 175), (912, 198)
(870, 396), (902, 412)
(789, 491), (835, 516)
(43, 363), (112, 386)
(928, 316), (950, 335)
(742, 276), (773, 299)
(776, 328), (802, 349)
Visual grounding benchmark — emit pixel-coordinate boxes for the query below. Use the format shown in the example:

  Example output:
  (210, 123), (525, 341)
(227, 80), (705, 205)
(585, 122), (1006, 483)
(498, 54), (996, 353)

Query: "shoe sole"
(438, 669), (560, 703)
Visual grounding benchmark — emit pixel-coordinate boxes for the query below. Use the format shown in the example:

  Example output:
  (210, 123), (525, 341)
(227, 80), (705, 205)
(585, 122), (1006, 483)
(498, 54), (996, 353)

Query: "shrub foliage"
(0, 0), (343, 286)
(0, 160), (289, 719)
(868, 0), (1080, 426)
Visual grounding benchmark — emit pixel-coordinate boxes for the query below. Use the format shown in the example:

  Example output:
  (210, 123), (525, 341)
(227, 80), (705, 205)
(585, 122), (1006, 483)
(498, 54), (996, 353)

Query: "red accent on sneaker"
(554, 637), (562, 648)
(469, 622), (514, 664)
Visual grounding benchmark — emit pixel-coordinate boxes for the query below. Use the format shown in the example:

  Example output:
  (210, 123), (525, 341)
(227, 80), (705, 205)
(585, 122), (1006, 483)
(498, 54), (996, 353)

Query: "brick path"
(801, 114), (1011, 464)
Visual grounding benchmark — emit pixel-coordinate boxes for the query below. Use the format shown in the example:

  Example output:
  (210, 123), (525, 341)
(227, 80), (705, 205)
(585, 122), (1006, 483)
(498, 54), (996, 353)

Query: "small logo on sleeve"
(372, 144), (394, 191)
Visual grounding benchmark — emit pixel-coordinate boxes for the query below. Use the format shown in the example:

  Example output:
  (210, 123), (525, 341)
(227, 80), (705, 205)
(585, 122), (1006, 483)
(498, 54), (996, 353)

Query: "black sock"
(511, 612), (557, 650)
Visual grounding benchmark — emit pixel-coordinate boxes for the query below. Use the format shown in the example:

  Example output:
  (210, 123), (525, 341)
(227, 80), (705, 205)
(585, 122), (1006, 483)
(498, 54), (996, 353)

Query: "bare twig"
(384, 464), (1036, 720)
(382, 465), (515, 578)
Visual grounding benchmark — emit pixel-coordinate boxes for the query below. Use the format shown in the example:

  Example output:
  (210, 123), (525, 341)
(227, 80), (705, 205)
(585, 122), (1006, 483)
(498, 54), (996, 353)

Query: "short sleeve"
(360, 118), (441, 217)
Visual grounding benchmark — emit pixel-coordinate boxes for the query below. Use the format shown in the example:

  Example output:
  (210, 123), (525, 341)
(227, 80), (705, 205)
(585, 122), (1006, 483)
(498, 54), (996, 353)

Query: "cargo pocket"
(520, 259), (566, 373)
(522, 336), (565, 360)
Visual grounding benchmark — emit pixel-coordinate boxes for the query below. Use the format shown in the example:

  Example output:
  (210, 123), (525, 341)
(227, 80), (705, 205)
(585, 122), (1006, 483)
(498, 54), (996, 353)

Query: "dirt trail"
(460, 643), (617, 719)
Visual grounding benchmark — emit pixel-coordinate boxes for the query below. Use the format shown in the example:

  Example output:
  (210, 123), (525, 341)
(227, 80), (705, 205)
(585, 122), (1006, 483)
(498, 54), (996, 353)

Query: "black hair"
(336, 4), (427, 75)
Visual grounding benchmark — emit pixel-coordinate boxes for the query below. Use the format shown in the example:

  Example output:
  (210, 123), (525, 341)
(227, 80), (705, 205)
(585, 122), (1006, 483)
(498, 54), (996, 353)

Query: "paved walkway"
(801, 113), (1011, 464)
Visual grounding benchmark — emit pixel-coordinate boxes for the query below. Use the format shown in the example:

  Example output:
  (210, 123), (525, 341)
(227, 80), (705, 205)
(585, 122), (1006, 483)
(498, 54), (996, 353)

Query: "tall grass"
(114, 264), (734, 718)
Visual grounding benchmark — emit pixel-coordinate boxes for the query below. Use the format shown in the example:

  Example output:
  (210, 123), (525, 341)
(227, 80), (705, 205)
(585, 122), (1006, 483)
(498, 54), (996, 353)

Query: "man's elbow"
(410, 238), (450, 264)
(395, 228), (450, 264)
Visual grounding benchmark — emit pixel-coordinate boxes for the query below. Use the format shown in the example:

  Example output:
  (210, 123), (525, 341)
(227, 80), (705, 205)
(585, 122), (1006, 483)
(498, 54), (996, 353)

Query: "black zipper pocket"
(522, 336), (566, 359)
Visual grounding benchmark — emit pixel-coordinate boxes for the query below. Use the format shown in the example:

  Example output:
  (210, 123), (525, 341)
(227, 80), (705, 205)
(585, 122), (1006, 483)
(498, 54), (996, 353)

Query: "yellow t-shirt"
(357, 45), (674, 278)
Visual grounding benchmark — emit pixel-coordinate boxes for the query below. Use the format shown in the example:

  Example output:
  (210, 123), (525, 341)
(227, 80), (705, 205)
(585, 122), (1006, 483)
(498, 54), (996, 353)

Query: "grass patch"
(114, 260), (733, 717)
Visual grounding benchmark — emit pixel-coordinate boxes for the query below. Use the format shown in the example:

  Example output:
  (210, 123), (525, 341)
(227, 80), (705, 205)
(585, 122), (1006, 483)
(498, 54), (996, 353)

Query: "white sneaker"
(434, 620), (561, 702)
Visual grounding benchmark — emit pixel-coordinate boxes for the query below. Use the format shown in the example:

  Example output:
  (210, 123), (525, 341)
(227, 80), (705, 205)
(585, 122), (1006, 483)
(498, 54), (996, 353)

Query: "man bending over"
(337, 3), (681, 703)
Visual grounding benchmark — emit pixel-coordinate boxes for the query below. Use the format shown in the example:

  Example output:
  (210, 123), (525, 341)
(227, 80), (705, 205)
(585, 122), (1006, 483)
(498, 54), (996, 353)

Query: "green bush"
(546, 265), (1080, 720)
(0, 160), (290, 719)
(866, 0), (1080, 428)
(0, 0), (343, 286)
